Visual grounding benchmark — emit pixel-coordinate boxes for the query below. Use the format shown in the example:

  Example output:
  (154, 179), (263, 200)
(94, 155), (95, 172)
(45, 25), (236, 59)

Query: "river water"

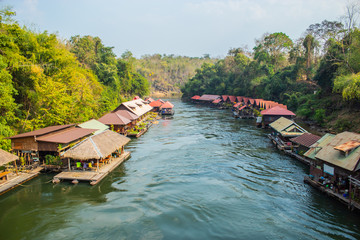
(0, 99), (359, 240)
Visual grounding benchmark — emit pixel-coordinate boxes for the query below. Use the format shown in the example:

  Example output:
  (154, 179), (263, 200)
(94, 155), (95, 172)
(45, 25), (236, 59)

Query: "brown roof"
(36, 128), (96, 144)
(98, 112), (131, 126)
(9, 124), (74, 139)
(198, 94), (221, 101)
(62, 130), (130, 160)
(222, 95), (229, 101)
(0, 149), (18, 166)
(290, 133), (321, 148)
(334, 140), (360, 152)
(228, 96), (236, 103)
(115, 110), (139, 121)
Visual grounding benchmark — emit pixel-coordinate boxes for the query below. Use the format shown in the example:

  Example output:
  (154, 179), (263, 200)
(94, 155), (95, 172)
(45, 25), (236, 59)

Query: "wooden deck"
(304, 176), (360, 212)
(53, 151), (131, 185)
(0, 166), (44, 195)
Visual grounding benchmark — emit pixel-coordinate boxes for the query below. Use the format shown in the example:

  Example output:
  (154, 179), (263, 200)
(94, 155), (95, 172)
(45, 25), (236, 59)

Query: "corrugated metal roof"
(9, 124), (75, 139)
(233, 102), (241, 108)
(269, 117), (307, 137)
(315, 132), (360, 171)
(238, 105), (246, 111)
(98, 112), (131, 126)
(290, 133), (321, 148)
(198, 94), (221, 101)
(0, 149), (18, 166)
(304, 133), (336, 160)
(36, 128), (96, 144)
(334, 140), (360, 152)
(118, 99), (153, 117)
(115, 110), (139, 121)
(213, 99), (222, 104)
(228, 96), (236, 103)
(222, 95), (229, 101)
(191, 95), (201, 100)
(261, 106), (295, 116)
(236, 96), (243, 102)
(160, 101), (174, 109)
(248, 98), (255, 105)
(78, 119), (109, 135)
(149, 100), (164, 107)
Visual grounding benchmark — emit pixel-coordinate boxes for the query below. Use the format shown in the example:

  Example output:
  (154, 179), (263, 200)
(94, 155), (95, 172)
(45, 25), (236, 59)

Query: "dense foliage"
(182, 18), (360, 132)
(134, 54), (216, 95)
(0, 8), (149, 150)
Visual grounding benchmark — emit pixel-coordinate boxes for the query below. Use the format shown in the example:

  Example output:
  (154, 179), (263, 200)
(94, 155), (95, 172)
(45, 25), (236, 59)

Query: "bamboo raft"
(53, 151), (131, 185)
(0, 166), (44, 195)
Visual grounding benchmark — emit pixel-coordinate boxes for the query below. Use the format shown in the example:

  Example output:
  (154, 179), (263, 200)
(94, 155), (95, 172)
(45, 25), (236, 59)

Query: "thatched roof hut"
(0, 149), (18, 166)
(62, 130), (130, 160)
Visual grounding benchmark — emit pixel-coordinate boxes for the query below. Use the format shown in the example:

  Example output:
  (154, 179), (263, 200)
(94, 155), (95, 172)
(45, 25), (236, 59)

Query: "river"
(0, 99), (359, 240)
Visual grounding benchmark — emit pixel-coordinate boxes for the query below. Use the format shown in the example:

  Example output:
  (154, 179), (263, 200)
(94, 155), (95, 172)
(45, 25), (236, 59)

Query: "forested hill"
(182, 21), (360, 133)
(134, 54), (216, 96)
(0, 8), (149, 150)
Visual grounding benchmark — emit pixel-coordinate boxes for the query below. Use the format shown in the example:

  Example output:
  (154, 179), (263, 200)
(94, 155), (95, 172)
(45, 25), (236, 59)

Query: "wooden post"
(14, 160), (19, 176)
(68, 158), (71, 171)
(97, 159), (99, 172)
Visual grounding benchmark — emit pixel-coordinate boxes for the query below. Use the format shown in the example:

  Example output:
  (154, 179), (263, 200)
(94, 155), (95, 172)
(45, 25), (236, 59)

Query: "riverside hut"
(114, 98), (153, 120)
(0, 149), (44, 195)
(160, 101), (175, 115)
(98, 112), (131, 135)
(268, 117), (307, 150)
(304, 132), (360, 211)
(0, 149), (18, 181)
(55, 130), (131, 185)
(290, 133), (321, 155)
(260, 106), (295, 127)
(149, 99), (164, 112)
(197, 94), (221, 105)
(191, 95), (201, 103)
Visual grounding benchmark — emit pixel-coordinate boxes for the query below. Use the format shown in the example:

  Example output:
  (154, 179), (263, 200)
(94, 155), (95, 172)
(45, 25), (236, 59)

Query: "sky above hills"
(1, 0), (349, 58)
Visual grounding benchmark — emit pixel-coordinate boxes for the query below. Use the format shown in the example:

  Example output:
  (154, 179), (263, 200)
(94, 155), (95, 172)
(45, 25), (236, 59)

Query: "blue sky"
(1, 0), (348, 58)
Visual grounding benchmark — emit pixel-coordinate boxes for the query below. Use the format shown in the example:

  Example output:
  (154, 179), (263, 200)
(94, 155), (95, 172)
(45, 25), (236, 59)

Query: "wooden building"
(290, 133), (321, 155)
(304, 132), (360, 211)
(160, 101), (175, 115)
(149, 99), (164, 112)
(260, 106), (295, 127)
(114, 98), (153, 120)
(197, 94), (221, 105)
(268, 117), (307, 150)
(56, 130), (131, 185)
(98, 112), (131, 135)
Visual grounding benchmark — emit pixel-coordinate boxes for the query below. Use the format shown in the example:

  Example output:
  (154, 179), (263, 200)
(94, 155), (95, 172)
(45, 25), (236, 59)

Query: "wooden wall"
(11, 137), (38, 151)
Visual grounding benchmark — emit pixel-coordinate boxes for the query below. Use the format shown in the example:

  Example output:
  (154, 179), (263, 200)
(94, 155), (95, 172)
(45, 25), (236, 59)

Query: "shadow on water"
(0, 98), (359, 240)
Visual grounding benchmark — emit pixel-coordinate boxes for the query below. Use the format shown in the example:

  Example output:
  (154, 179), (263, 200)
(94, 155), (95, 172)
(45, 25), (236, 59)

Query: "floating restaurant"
(54, 130), (131, 185)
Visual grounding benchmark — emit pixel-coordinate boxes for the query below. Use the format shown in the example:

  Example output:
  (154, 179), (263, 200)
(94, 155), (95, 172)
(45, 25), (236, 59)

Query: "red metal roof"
(98, 112), (131, 126)
(191, 95), (201, 100)
(222, 95), (229, 101)
(213, 99), (222, 104)
(228, 96), (236, 103)
(238, 105), (246, 111)
(290, 133), (321, 148)
(261, 106), (295, 116)
(145, 97), (155, 102)
(133, 96), (140, 100)
(233, 102), (241, 108)
(158, 99), (165, 103)
(242, 97), (249, 104)
(248, 98), (255, 105)
(198, 95), (221, 101)
(255, 99), (263, 106)
(150, 100), (164, 108)
(36, 128), (96, 144)
(9, 124), (75, 139)
(160, 101), (174, 109)
(236, 96), (243, 102)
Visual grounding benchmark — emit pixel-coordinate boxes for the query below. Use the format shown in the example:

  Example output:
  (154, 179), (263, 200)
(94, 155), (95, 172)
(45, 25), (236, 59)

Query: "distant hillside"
(134, 54), (216, 96)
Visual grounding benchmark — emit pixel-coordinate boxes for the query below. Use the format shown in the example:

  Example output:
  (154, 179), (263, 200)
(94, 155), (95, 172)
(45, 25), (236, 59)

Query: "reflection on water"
(0, 99), (359, 240)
